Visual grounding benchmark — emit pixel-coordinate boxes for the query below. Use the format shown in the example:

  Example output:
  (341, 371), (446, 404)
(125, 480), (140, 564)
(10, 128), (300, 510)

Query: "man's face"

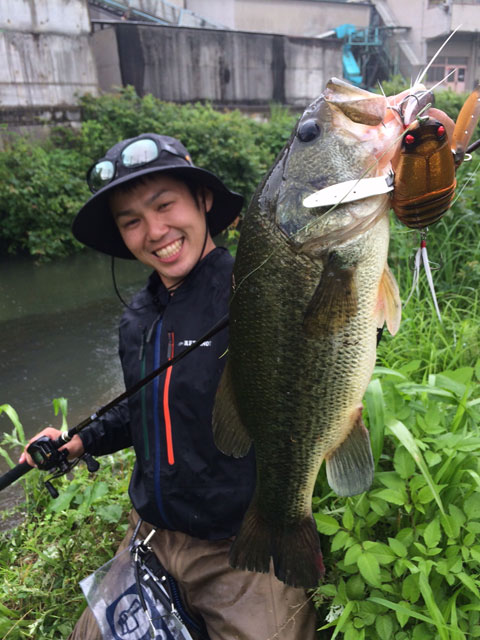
(110, 174), (215, 289)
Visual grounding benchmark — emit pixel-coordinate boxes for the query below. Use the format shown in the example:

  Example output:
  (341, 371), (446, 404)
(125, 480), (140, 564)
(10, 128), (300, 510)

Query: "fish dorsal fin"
(303, 255), (357, 338)
(376, 264), (401, 336)
(325, 410), (374, 497)
(212, 361), (252, 458)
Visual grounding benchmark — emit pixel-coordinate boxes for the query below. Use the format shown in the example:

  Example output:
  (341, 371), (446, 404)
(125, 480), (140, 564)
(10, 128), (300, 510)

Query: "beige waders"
(68, 510), (317, 640)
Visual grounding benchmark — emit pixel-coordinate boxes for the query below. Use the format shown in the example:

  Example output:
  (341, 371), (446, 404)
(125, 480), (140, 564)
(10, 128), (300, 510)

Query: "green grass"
(1, 91), (480, 639)
(312, 161), (480, 639)
(0, 404), (133, 639)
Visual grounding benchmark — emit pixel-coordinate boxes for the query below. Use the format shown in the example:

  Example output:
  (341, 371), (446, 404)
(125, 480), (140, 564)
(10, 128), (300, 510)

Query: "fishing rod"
(0, 314), (229, 495)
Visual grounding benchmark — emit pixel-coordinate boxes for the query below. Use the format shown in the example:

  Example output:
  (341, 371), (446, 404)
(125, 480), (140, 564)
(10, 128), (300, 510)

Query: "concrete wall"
(233, 0), (371, 37)
(376, 0), (480, 91)
(176, 0), (371, 36)
(103, 23), (342, 107)
(0, 0), (98, 118)
(185, 0), (235, 28)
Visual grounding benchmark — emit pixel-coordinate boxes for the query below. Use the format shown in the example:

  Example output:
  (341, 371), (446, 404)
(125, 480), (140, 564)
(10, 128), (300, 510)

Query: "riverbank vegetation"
(0, 83), (475, 261)
(0, 87), (479, 638)
(0, 88), (295, 260)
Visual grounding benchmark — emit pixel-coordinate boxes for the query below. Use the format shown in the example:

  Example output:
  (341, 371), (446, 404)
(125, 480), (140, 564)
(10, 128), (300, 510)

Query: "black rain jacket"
(79, 248), (256, 539)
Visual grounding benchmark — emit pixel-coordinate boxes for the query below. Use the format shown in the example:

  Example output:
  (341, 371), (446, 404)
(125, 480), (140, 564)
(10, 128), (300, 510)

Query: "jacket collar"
(146, 246), (229, 307)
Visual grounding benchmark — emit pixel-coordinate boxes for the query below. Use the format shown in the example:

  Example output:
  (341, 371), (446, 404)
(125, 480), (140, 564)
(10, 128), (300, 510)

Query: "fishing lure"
(390, 85), (480, 320)
(391, 85), (480, 229)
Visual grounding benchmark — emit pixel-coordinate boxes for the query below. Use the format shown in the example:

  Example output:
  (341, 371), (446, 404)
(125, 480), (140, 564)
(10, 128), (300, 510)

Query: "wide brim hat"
(72, 133), (244, 259)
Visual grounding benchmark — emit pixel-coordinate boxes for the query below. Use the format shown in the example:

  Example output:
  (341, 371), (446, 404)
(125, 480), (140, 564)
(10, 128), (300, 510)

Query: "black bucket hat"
(72, 133), (244, 259)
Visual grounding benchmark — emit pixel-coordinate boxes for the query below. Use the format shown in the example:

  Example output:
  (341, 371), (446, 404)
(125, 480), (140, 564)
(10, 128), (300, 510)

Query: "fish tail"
(230, 498), (324, 589)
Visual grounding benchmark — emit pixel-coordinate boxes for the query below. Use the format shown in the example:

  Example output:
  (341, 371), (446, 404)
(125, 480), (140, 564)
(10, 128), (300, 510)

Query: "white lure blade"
(405, 245), (422, 307)
(405, 235), (442, 323)
(303, 176), (393, 209)
(421, 241), (442, 323)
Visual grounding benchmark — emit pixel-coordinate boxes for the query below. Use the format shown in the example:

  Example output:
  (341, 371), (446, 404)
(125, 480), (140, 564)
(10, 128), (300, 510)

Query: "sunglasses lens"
(88, 160), (115, 192)
(121, 139), (159, 167)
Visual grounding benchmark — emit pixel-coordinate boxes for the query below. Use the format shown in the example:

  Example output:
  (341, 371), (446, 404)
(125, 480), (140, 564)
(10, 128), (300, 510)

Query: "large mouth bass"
(213, 78), (403, 589)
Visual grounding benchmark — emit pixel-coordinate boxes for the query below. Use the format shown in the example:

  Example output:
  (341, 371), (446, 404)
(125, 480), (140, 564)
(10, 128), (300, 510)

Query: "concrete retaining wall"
(0, 0), (98, 128)
(94, 23), (342, 108)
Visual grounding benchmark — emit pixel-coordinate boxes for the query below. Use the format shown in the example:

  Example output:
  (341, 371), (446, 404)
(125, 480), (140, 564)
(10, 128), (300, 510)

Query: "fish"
(212, 77), (404, 589)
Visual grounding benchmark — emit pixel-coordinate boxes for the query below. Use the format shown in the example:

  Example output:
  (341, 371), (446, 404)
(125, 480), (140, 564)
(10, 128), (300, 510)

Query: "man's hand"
(19, 428), (85, 467)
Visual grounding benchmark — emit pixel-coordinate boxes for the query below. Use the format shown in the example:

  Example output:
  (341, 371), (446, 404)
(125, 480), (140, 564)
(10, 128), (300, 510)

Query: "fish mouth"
(153, 238), (183, 260)
(324, 77), (387, 126)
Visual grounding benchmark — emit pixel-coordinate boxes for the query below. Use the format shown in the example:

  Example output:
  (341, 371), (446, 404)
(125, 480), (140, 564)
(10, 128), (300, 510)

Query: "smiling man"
(21, 134), (317, 640)
(109, 173), (215, 289)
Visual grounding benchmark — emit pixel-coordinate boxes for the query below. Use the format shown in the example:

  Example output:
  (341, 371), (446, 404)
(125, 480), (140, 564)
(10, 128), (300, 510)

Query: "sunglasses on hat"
(87, 137), (193, 193)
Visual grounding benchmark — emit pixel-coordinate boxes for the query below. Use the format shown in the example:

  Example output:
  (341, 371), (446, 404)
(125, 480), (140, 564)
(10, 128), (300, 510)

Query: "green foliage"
(0, 89), (295, 260)
(312, 159), (480, 636)
(314, 362), (480, 639)
(0, 133), (89, 260)
(0, 401), (133, 639)
(1, 83), (480, 638)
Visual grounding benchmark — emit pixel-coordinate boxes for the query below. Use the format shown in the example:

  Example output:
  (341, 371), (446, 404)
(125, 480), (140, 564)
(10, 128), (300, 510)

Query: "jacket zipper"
(163, 331), (175, 466)
(153, 319), (174, 528)
(139, 328), (149, 460)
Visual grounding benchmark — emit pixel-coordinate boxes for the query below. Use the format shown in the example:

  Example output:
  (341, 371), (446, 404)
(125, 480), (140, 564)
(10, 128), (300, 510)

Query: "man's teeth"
(155, 239), (182, 258)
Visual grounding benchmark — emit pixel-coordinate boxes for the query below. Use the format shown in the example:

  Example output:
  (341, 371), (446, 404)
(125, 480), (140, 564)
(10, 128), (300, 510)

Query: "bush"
(0, 133), (90, 259)
(313, 362), (480, 639)
(0, 89), (295, 260)
(0, 402), (133, 639)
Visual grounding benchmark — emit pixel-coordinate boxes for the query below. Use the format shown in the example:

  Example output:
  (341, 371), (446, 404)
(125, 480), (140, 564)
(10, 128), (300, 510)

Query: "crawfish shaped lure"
(391, 86), (480, 319)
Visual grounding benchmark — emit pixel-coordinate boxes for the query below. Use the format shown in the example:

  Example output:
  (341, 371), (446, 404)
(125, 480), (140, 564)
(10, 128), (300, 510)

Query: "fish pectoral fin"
(376, 264), (402, 336)
(212, 361), (252, 458)
(326, 410), (374, 497)
(303, 257), (357, 337)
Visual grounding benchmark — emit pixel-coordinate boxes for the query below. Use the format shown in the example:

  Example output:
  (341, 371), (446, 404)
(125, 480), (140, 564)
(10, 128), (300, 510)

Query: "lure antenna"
(415, 25), (461, 87)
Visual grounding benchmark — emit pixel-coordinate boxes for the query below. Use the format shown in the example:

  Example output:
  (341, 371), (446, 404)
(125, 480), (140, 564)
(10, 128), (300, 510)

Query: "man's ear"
(198, 187), (214, 213)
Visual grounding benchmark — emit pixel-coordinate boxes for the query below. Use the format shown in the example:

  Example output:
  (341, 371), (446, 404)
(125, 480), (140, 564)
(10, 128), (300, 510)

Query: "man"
(21, 133), (317, 639)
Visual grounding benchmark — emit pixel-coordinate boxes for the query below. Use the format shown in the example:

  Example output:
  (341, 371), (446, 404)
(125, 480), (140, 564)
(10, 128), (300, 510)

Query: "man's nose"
(145, 213), (168, 240)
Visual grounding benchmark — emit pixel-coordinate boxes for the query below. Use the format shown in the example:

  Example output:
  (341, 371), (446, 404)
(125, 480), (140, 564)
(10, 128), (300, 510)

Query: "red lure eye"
(436, 125), (446, 138)
(404, 133), (415, 145)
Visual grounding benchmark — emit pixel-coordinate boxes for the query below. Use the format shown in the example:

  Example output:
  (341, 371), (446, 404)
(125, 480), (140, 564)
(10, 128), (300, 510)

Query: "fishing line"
(414, 25), (461, 87)
(264, 591), (316, 640)
(450, 157), (480, 207)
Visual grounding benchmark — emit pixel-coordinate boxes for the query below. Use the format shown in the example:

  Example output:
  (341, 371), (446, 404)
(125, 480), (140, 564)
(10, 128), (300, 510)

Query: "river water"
(0, 250), (149, 515)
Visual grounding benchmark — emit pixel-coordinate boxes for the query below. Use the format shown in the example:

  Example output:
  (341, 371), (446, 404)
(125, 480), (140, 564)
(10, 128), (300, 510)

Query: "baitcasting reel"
(27, 436), (99, 498)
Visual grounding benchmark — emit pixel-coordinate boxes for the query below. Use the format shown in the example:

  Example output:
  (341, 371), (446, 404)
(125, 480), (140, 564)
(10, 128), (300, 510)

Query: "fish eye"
(297, 120), (321, 143)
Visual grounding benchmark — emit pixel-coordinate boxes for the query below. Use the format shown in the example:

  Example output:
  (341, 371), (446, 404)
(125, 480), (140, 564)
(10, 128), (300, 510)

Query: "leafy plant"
(313, 362), (480, 639)
(0, 401), (133, 639)
(0, 89), (296, 261)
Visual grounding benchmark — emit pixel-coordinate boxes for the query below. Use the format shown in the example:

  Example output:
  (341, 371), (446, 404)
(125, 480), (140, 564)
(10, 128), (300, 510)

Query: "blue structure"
(328, 23), (393, 88)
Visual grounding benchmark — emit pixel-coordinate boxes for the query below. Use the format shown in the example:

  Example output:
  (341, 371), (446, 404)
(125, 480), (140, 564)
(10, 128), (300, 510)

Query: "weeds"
(312, 163), (480, 637)
(0, 402), (133, 639)
(313, 361), (480, 639)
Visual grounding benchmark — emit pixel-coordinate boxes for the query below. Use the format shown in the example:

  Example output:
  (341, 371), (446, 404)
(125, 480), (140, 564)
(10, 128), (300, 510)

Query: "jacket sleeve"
(78, 398), (132, 456)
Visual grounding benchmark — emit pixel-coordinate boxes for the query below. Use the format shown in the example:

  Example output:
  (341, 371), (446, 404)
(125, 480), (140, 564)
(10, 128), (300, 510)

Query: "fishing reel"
(27, 436), (99, 498)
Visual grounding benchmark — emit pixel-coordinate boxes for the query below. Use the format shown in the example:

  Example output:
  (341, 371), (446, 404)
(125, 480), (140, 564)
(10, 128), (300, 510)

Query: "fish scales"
(213, 78), (403, 589)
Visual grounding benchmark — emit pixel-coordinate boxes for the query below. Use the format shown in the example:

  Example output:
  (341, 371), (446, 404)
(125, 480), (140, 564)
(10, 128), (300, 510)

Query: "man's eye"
(123, 218), (139, 228)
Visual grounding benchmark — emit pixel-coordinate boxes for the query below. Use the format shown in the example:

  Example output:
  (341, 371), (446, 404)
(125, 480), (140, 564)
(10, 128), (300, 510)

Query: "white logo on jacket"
(178, 340), (212, 347)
